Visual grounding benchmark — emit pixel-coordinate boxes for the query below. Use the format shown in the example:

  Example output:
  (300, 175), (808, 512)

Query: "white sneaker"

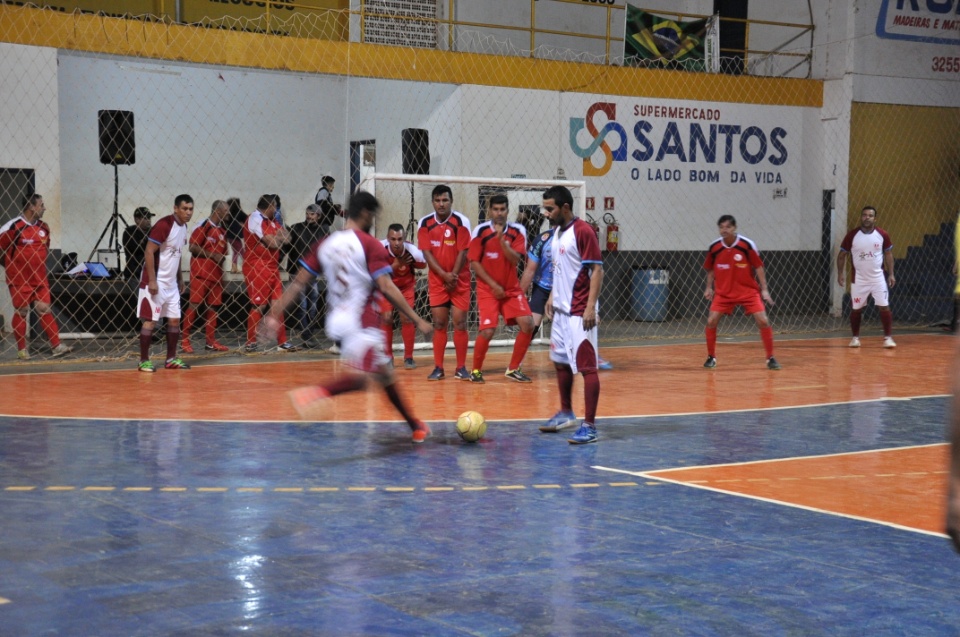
(51, 343), (73, 358)
(16, 349), (30, 361)
(327, 343), (340, 355)
(883, 336), (896, 349)
(848, 337), (860, 348)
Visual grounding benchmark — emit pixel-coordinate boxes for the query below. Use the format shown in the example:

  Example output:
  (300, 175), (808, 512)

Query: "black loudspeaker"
(98, 110), (136, 166)
(401, 128), (430, 175)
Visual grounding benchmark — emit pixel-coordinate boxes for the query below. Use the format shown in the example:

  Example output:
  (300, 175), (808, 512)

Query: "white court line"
(594, 463), (950, 539)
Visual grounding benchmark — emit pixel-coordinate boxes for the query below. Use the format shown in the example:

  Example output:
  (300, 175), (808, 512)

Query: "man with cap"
(123, 206), (154, 280)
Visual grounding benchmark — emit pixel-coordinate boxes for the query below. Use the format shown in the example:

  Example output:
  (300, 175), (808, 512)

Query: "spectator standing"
(287, 203), (327, 348)
(380, 223), (426, 368)
(314, 175), (340, 235)
(122, 206), (153, 280)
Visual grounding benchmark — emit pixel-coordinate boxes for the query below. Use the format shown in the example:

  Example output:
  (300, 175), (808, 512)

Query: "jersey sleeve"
(189, 223), (205, 247)
(456, 222), (471, 252)
(879, 228), (893, 251)
(361, 232), (394, 279)
(247, 213), (265, 239)
(147, 216), (174, 245)
(0, 220), (18, 254)
(747, 246), (764, 269)
(839, 229), (856, 252)
(575, 220), (602, 264)
(416, 220), (430, 253)
(510, 226), (526, 256)
(467, 231), (483, 264)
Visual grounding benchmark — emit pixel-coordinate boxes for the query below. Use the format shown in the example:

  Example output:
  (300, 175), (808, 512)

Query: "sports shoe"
(327, 343), (341, 355)
(454, 367), (471, 381)
(849, 336), (861, 348)
(598, 358), (614, 370)
(766, 357), (781, 370)
(539, 409), (578, 433)
(138, 360), (155, 373)
(243, 342), (259, 353)
(17, 349), (30, 361)
(165, 357), (191, 370)
(205, 342), (230, 352)
(469, 369), (485, 383)
(51, 343), (72, 358)
(703, 356), (717, 369)
(181, 340), (194, 354)
(277, 342), (300, 352)
(505, 368), (532, 383)
(411, 420), (432, 444)
(403, 358), (416, 370)
(288, 385), (331, 420)
(568, 422), (598, 445)
(427, 367), (445, 381)
(883, 336), (896, 349)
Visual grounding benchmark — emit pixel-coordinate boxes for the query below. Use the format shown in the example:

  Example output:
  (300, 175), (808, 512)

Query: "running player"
(837, 205), (896, 348)
(265, 192), (434, 443)
(243, 194), (296, 352)
(537, 185), (604, 444)
(703, 215), (779, 370)
(0, 194), (72, 360)
(380, 223), (426, 369)
(182, 199), (230, 353)
(467, 194), (534, 383)
(949, 218), (960, 553)
(137, 194), (193, 372)
(417, 184), (472, 381)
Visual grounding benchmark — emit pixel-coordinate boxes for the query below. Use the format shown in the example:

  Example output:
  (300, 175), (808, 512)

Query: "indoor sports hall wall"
(0, 2), (957, 363)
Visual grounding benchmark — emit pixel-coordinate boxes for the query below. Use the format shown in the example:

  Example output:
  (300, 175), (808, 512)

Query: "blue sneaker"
(539, 410), (578, 433)
(568, 422), (598, 445)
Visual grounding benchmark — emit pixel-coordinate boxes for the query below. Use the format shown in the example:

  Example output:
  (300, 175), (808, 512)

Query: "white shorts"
(138, 286), (182, 322)
(341, 325), (392, 373)
(850, 279), (889, 310)
(549, 311), (598, 374)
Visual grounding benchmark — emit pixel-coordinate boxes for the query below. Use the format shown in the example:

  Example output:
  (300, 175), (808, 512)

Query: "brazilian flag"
(624, 5), (709, 71)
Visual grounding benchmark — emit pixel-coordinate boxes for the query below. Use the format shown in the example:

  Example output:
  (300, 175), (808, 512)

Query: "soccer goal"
(364, 173), (588, 351)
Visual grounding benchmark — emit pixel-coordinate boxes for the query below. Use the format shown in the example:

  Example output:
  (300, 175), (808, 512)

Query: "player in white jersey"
(264, 192), (434, 444)
(136, 194), (193, 372)
(837, 206), (896, 348)
(537, 185), (604, 445)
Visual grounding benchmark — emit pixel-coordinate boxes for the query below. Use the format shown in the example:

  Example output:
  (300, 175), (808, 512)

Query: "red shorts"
(477, 289), (531, 330)
(189, 277), (224, 306)
(8, 282), (51, 308)
(244, 269), (282, 306)
(711, 293), (765, 316)
(377, 284), (415, 319)
(428, 273), (471, 311)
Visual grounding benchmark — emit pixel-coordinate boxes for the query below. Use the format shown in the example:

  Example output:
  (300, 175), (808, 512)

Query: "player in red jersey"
(264, 192), (434, 444)
(703, 215), (779, 370)
(0, 194), (71, 360)
(379, 223), (426, 369)
(182, 199), (230, 353)
(417, 184), (472, 381)
(537, 186), (604, 445)
(243, 194), (296, 352)
(837, 206), (896, 349)
(467, 194), (535, 383)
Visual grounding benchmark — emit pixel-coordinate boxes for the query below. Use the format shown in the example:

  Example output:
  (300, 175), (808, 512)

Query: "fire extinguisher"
(603, 213), (619, 252)
(586, 213), (601, 242)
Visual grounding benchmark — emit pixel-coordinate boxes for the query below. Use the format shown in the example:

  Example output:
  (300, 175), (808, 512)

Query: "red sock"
(247, 308), (262, 345)
(12, 313), (26, 350)
(453, 329), (469, 369)
(556, 364), (574, 412)
(582, 370), (600, 424)
(879, 309), (893, 336)
(323, 375), (366, 396)
(38, 313), (60, 347)
(383, 323), (394, 359)
(705, 327), (717, 357)
(432, 329), (447, 369)
(182, 307), (196, 339)
(139, 327), (152, 362)
(472, 333), (491, 372)
(509, 330), (533, 370)
(205, 309), (217, 344)
(850, 309), (862, 337)
(760, 326), (774, 358)
(166, 326), (179, 360)
(402, 323), (416, 359)
(384, 382), (417, 427)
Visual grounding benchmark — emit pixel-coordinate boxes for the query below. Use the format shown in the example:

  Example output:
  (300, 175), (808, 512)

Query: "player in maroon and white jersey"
(537, 185), (604, 445)
(182, 199), (230, 354)
(379, 223), (426, 369)
(264, 192), (434, 443)
(837, 206), (896, 349)
(703, 215), (779, 371)
(136, 194), (193, 372)
(467, 194), (535, 384)
(0, 194), (71, 360)
(416, 184), (472, 381)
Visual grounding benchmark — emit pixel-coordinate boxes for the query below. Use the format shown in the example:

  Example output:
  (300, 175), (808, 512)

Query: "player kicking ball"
(263, 192), (434, 443)
(467, 194), (535, 383)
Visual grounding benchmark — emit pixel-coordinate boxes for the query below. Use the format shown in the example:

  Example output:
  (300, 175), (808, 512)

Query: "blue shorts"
(529, 284), (551, 316)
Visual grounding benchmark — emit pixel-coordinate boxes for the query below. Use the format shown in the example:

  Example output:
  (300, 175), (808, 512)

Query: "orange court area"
(0, 333), (950, 423)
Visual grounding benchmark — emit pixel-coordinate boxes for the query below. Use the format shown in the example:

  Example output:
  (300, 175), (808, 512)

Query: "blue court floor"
(0, 395), (957, 635)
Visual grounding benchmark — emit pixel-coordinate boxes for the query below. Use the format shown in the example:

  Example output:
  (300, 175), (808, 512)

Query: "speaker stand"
(87, 164), (129, 264)
(405, 182), (417, 242)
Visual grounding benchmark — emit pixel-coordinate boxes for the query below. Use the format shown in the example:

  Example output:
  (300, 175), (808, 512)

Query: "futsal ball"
(456, 410), (487, 443)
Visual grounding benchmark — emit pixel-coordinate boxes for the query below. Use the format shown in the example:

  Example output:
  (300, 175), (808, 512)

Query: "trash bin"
(631, 268), (669, 321)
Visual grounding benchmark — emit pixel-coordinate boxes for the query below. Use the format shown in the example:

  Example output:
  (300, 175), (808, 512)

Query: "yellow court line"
(0, 597), (9, 605)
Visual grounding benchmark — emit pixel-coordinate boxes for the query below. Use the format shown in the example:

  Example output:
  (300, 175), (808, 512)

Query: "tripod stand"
(87, 164), (128, 265)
